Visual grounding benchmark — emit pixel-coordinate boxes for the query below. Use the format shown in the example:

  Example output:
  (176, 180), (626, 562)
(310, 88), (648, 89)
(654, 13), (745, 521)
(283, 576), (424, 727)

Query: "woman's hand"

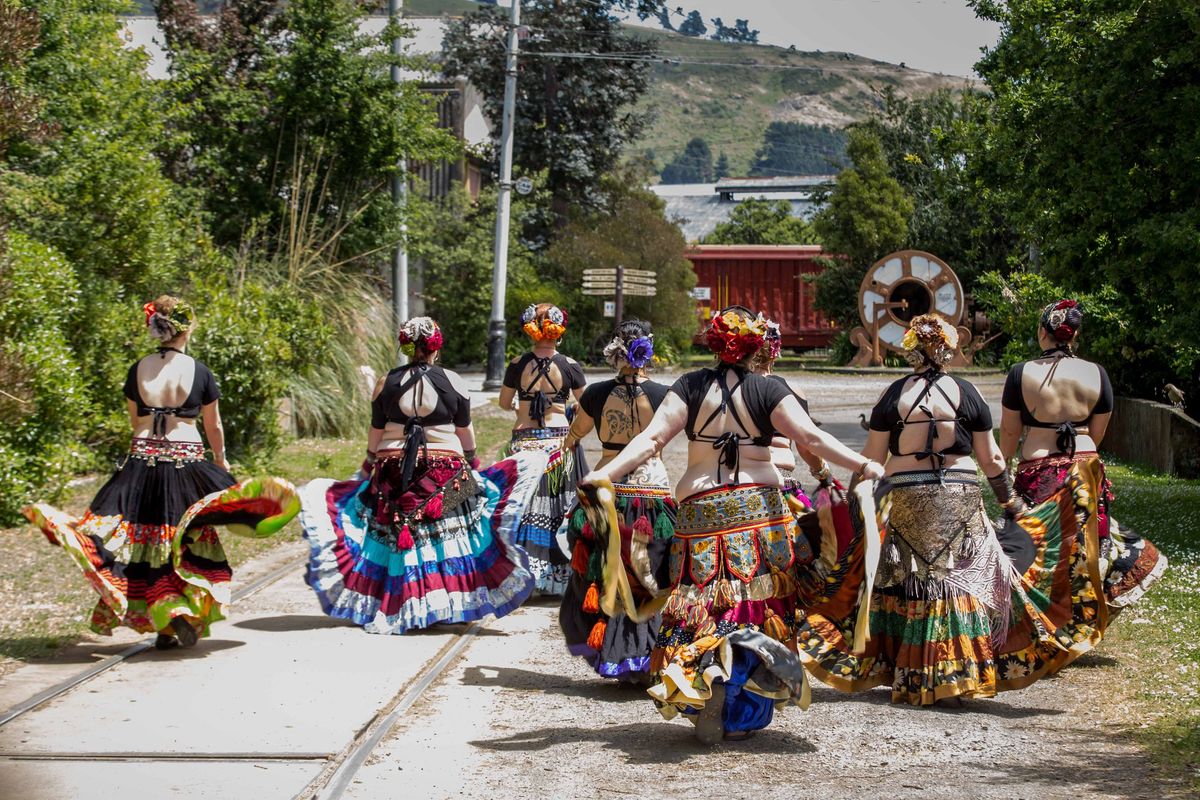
(579, 470), (607, 489)
(215, 456), (232, 472)
(858, 460), (885, 482)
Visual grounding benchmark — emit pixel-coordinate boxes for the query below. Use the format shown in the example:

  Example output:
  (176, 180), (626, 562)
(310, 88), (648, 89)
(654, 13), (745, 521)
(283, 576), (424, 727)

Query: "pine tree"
(714, 151), (731, 180)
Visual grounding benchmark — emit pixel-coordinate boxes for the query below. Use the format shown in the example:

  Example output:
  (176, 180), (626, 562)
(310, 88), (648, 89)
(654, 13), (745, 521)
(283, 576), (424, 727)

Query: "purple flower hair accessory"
(626, 336), (654, 369)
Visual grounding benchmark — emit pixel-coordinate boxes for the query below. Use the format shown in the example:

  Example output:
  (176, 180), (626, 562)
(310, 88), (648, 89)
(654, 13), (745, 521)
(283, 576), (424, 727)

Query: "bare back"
(374, 367), (473, 454)
(1009, 356), (1110, 460)
(128, 352), (202, 442)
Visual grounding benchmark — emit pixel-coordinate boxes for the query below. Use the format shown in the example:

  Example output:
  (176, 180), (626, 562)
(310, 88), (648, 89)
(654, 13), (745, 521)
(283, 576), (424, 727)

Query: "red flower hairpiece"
(1054, 300), (1078, 311)
(142, 301), (157, 325)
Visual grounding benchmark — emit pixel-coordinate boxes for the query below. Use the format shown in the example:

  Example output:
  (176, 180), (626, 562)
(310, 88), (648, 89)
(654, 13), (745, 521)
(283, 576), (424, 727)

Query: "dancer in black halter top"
(498, 302), (588, 596)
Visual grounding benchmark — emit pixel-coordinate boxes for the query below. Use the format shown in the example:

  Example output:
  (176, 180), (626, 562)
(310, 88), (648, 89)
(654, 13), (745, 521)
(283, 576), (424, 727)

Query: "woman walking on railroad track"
(999, 300), (1165, 613)
(797, 313), (1106, 706)
(579, 305), (884, 743)
(558, 320), (675, 683)
(23, 296), (299, 650)
(498, 303), (589, 596)
(299, 317), (545, 634)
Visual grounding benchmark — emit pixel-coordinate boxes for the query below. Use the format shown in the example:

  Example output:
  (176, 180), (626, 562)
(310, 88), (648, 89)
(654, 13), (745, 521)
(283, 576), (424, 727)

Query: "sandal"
(154, 633), (179, 651)
(724, 730), (756, 742)
(694, 683), (725, 745)
(171, 617), (199, 648)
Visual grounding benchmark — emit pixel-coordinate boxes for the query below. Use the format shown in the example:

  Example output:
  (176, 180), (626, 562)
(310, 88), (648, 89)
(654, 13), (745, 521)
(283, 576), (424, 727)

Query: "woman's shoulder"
(435, 366), (473, 400)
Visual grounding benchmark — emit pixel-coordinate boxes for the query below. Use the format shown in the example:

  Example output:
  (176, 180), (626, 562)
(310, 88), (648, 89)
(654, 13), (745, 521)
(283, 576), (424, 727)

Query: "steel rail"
(0, 557), (301, 728)
(298, 621), (485, 800)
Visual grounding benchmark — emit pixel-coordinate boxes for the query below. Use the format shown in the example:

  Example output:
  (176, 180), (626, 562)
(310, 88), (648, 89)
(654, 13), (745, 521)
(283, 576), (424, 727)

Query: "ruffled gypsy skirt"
(299, 449), (546, 634)
(22, 438), (300, 637)
(650, 484), (815, 733)
(559, 459), (676, 679)
(499, 427), (588, 596)
(1014, 452), (1166, 610)
(797, 467), (1107, 706)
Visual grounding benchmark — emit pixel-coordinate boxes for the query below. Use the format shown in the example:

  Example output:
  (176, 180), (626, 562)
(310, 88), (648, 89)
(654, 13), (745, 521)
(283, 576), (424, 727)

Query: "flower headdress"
(521, 303), (568, 342)
(761, 319), (782, 362)
(1040, 299), (1082, 343)
(143, 299), (195, 343)
(603, 332), (655, 370)
(397, 316), (444, 358)
(705, 308), (767, 365)
(901, 313), (958, 368)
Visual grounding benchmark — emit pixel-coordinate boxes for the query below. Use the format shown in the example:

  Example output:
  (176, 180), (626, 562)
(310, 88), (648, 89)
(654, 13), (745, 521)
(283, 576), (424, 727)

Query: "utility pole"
(483, 0), (522, 390)
(614, 264), (625, 328)
(389, 0), (409, 353)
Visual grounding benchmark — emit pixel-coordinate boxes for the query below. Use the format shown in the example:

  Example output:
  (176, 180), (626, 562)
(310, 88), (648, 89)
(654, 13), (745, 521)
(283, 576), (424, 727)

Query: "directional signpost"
(582, 266), (657, 326)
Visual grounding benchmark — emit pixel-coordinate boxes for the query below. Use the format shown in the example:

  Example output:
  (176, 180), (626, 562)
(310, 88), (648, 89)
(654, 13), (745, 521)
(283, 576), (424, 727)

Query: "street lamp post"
(483, 0), (522, 390)
(389, 0), (409, 360)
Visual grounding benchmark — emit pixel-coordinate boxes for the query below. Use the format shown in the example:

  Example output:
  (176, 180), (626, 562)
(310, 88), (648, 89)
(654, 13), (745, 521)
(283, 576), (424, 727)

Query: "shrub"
(0, 232), (94, 521)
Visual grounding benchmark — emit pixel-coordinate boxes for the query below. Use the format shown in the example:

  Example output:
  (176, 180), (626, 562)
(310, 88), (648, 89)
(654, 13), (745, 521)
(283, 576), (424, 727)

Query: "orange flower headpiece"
(521, 304), (568, 342)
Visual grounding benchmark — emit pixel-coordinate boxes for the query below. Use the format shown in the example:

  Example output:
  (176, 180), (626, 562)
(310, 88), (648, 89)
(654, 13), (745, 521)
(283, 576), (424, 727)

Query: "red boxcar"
(685, 245), (838, 349)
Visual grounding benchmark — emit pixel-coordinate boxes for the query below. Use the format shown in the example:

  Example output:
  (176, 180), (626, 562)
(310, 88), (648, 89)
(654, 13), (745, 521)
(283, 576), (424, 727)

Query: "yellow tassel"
(712, 578), (735, 612)
(586, 620), (607, 650)
(582, 582), (600, 614)
(763, 609), (790, 642)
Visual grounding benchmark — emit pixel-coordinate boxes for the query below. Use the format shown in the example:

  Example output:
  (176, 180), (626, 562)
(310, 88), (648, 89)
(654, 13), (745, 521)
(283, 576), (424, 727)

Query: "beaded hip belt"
(676, 484), (790, 538)
(128, 437), (205, 465)
(510, 426), (569, 442)
(612, 483), (672, 500)
(887, 469), (978, 489)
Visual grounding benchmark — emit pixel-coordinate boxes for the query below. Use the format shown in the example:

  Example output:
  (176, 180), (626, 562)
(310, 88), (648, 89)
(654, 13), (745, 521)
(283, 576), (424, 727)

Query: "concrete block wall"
(1104, 397), (1200, 478)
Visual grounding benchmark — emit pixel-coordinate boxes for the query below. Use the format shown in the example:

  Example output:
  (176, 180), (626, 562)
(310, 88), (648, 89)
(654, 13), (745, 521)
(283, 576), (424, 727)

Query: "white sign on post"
(603, 301), (616, 318)
(690, 286), (712, 301)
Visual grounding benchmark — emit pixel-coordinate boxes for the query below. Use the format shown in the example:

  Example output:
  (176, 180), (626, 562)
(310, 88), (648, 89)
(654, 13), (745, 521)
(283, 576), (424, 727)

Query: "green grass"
(1095, 459), (1200, 793)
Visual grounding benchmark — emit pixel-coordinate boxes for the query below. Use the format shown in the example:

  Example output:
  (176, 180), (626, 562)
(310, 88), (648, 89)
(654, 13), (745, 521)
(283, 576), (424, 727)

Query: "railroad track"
(0, 557), (302, 728)
(0, 550), (490, 800)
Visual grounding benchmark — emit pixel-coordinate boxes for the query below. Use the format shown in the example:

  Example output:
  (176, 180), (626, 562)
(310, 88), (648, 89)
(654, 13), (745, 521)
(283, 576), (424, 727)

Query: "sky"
(621, 1), (1002, 78)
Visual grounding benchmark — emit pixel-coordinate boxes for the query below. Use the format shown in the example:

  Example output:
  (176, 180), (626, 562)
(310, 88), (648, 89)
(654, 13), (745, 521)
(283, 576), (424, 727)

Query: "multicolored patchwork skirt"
(499, 427), (588, 596)
(1015, 452), (1166, 609)
(646, 484), (813, 733)
(23, 438), (300, 638)
(797, 467), (1105, 706)
(299, 449), (546, 634)
(559, 460), (676, 679)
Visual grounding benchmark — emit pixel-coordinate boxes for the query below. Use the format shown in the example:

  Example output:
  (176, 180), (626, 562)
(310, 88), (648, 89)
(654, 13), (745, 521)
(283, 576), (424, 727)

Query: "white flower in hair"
(521, 304), (537, 324)
(547, 306), (565, 325)
(602, 336), (625, 368)
(148, 313), (178, 342)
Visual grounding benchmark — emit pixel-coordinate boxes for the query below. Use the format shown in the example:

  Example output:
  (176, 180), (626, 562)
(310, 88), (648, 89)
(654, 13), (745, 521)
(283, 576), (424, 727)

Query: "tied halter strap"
(522, 355), (559, 428)
(688, 365), (772, 485)
(1037, 345), (1082, 457)
(393, 363), (434, 495)
(143, 347), (194, 437)
(896, 368), (962, 479)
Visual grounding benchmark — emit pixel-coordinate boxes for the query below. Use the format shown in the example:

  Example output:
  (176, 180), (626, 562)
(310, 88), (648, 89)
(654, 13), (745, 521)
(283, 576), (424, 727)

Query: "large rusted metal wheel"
(856, 250), (966, 355)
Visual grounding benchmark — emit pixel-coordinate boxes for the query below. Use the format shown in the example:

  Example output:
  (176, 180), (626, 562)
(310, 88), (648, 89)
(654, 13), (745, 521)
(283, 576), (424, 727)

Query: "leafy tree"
(655, 5), (673, 30)
(442, 1), (658, 233)
(750, 122), (847, 176)
(714, 151), (730, 179)
(812, 128), (913, 325)
(970, 0), (1200, 399)
(409, 186), (546, 367)
(154, 0), (457, 266)
(660, 137), (714, 184)
(856, 88), (1019, 288)
(704, 198), (816, 245)
(544, 173), (697, 359)
(711, 17), (759, 44)
(678, 10), (706, 37)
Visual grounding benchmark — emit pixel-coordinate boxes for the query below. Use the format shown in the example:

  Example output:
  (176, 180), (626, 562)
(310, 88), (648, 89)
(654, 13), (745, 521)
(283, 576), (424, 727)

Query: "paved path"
(1, 371), (1173, 799)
